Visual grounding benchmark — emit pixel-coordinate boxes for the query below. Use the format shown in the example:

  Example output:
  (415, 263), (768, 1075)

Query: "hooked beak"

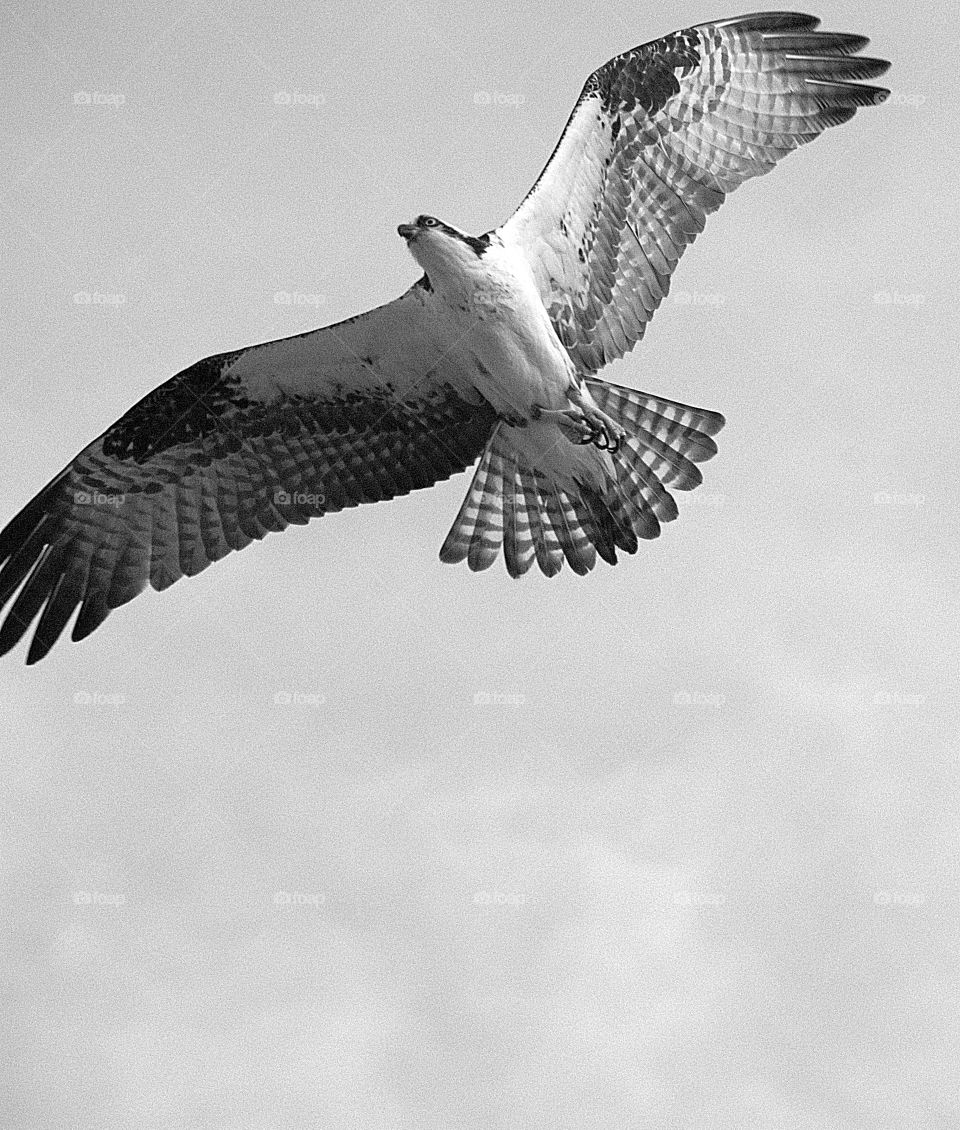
(397, 222), (418, 241)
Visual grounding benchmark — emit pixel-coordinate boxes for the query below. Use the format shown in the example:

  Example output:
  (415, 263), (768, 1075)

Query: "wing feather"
(0, 283), (498, 661)
(500, 12), (890, 374)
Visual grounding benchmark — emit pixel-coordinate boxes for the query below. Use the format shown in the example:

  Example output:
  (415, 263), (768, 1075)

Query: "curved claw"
(575, 419), (623, 454)
(540, 401), (624, 454)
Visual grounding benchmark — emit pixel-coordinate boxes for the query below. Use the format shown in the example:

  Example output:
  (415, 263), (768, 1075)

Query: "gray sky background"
(1, 2), (957, 1127)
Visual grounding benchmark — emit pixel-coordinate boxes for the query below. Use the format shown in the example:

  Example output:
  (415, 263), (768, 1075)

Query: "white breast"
(452, 242), (576, 419)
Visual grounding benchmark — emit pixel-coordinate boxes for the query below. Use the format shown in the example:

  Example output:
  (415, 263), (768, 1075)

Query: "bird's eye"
(422, 217), (439, 228)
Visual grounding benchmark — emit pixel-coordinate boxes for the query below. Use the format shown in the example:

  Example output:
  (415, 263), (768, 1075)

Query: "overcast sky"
(1, 1), (957, 1127)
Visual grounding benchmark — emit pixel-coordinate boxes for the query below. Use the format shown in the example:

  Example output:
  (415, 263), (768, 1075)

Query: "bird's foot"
(554, 405), (625, 454)
(553, 383), (627, 453)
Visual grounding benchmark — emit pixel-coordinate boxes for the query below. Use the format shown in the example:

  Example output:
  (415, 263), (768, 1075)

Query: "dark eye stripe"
(414, 215), (491, 256)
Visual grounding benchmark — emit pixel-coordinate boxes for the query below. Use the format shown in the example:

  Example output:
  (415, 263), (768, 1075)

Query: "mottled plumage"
(504, 12), (890, 374)
(0, 12), (889, 662)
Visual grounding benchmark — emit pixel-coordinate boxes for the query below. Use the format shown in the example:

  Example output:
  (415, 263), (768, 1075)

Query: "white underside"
(413, 236), (615, 491)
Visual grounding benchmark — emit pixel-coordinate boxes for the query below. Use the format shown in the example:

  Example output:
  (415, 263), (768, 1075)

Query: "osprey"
(0, 12), (889, 663)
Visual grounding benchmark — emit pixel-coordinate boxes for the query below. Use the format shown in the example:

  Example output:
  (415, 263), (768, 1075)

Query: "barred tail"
(438, 379), (724, 576)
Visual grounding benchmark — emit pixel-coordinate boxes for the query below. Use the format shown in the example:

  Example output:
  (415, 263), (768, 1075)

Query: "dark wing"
(0, 282), (498, 662)
(499, 12), (890, 374)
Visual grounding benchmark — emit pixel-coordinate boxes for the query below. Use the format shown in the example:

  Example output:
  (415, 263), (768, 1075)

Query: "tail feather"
(439, 379), (724, 576)
(625, 430), (703, 491)
(572, 488), (616, 566)
(587, 380), (724, 441)
(615, 453), (676, 532)
(546, 489), (594, 575)
(519, 467), (563, 577)
(468, 443), (507, 572)
(580, 483), (638, 560)
(503, 464), (536, 578)
(439, 432), (504, 570)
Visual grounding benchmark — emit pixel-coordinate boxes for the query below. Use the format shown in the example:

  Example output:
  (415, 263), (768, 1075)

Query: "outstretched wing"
(0, 282), (498, 663)
(500, 12), (890, 374)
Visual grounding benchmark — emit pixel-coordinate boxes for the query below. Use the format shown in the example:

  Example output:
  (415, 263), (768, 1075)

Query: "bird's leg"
(569, 383), (626, 453)
(534, 386), (626, 453)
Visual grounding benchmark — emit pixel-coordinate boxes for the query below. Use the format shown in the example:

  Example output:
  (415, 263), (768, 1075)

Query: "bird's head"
(397, 215), (493, 288)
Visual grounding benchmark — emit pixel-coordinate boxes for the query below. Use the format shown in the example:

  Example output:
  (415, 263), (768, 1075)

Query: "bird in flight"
(0, 12), (889, 663)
